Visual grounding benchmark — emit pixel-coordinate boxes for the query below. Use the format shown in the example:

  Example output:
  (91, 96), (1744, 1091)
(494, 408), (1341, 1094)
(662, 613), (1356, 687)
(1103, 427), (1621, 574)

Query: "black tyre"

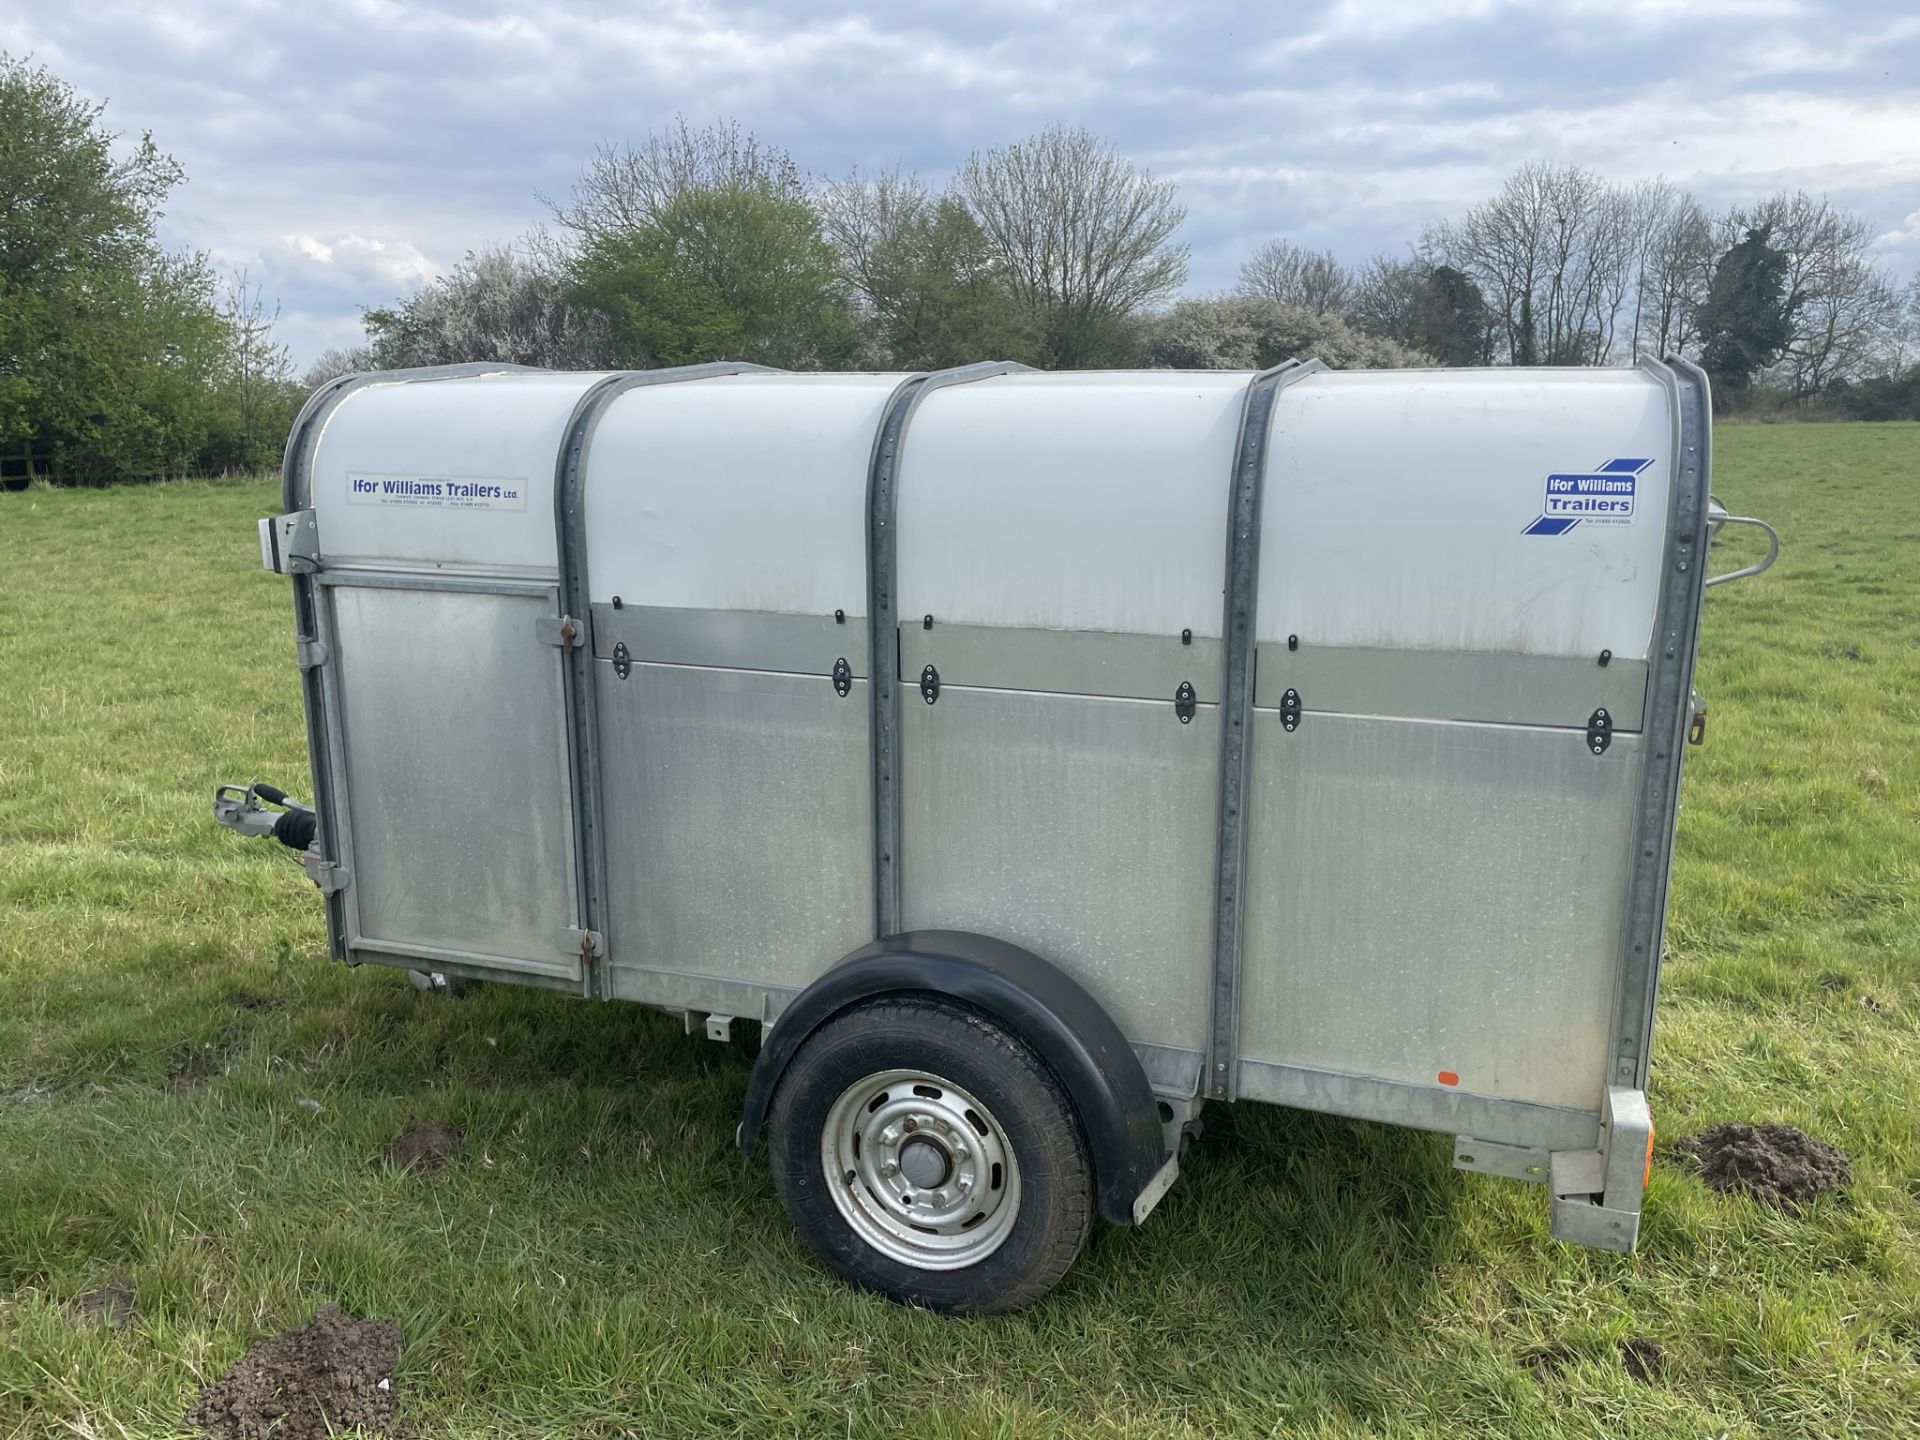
(767, 995), (1093, 1314)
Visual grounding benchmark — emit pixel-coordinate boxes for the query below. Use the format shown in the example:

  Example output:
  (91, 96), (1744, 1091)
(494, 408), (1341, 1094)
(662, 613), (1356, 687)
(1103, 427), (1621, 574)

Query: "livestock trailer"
(219, 358), (1777, 1312)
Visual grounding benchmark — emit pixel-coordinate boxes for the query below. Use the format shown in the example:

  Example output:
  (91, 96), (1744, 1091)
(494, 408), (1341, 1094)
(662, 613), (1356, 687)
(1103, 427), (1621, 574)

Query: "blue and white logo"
(1524, 458), (1650, 535)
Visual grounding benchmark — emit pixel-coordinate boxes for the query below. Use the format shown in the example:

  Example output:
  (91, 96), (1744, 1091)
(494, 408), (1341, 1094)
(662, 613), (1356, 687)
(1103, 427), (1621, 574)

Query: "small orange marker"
(1437, 1070), (1460, 1087)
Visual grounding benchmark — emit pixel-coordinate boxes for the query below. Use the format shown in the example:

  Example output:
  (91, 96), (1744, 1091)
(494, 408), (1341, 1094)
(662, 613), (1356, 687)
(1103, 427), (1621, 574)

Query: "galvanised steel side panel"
(329, 584), (581, 977)
(899, 622), (1222, 704)
(900, 686), (1218, 1057)
(597, 662), (873, 991)
(1238, 711), (1643, 1114)
(590, 603), (869, 677)
(1252, 644), (1650, 732)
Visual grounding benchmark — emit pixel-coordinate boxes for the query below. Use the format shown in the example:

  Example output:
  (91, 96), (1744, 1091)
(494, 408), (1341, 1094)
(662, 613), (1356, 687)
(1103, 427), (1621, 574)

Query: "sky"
(6, 0), (1917, 370)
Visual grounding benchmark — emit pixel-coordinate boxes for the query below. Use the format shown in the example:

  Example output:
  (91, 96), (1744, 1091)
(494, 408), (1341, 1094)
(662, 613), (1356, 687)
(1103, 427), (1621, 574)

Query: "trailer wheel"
(767, 996), (1093, 1314)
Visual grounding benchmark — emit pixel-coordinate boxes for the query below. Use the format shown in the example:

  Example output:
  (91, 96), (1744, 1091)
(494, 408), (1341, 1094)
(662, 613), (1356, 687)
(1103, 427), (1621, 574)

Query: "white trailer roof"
(582, 373), (903, 616)
(895, 371), (1251, 639)
(1261, 367), (1674, 660)
(308, 370), (617, 575)
(303, 364), (1680, 664)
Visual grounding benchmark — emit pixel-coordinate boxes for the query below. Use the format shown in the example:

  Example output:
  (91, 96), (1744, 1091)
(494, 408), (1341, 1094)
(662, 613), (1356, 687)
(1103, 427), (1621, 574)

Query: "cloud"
(1261, 0), (1809, 59)
(277, 233), (440, 290)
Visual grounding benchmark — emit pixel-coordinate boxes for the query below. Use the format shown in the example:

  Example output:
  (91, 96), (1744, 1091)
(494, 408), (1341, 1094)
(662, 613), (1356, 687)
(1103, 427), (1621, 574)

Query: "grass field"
(1, 424), (1916, 1438)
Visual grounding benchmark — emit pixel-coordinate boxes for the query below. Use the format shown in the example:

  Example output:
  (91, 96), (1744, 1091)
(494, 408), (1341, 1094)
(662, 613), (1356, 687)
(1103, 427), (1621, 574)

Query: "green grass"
(1, 426), (1916, 1438)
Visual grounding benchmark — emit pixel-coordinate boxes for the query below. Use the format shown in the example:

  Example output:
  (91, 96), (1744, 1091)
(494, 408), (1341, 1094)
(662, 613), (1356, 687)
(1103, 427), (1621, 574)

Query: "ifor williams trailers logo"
(346, 471), (528, 512)
(1523, 457), (1650, 535)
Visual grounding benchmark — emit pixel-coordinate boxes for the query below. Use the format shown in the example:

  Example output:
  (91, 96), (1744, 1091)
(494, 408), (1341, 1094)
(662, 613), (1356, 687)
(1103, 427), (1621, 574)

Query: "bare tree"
(1236, 239), (1352, 314)
(1630, 185), (1714, 360)
(544, 117), (804, 244)
(1425, 165), (1549, 363)
(817, 165), (1037, 368)
(218, 270), (295, 460)
(1426, 162), (1642, 365)
(818, 166), (925, 305)
(955, 125), (1187, 367)
(1347, 255), (1428, 345)
(1733, 191), (1907, 397)
(302, 344), (374, 390)
(1344, 254), (1492, 365)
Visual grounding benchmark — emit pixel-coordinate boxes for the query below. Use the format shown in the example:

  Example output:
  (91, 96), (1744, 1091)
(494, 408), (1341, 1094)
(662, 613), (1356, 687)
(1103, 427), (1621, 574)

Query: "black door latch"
(1280, 687), (1302, 732)
(1587, 707), (1613, 755)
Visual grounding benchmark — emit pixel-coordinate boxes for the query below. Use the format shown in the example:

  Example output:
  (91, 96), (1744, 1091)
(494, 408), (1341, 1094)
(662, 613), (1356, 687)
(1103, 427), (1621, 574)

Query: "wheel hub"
(898, 1136), (951, 1189)
(822, 1067), (1021, 1271)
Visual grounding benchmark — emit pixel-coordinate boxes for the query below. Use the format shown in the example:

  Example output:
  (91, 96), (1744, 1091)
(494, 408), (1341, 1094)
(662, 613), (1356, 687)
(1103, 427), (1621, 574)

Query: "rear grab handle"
(1705, 497), (1779, 589)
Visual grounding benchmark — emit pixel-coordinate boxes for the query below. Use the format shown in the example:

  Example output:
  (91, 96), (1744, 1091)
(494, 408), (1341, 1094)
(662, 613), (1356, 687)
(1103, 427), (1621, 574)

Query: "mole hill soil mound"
(1673, 1122), (1850, 1212)
(385, 1120), (462, 1173)
(186, 1303), (404, 1440)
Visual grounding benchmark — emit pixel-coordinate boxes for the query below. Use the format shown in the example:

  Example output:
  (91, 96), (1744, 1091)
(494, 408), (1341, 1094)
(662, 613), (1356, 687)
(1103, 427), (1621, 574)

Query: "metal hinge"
(536, 614), (587, 652)
(920, 663), (940, 705)
(612, 640), (632, 680)
(295, 637), (329, 671)
(1280, 687), (1302, 732)
(1688, 691), (1707, 746)
(1587, 706), (1614, 755)
(1174, 680), (1197, 724)
(260, 510), (320, 575)
(833, 656), (853, 698)
(302, 855), (349, 894)
(567, 927), (604, 963)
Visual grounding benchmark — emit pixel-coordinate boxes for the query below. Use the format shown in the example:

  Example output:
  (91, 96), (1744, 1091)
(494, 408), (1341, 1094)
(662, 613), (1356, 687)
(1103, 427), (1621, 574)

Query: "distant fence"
(1, 441), (55, 491)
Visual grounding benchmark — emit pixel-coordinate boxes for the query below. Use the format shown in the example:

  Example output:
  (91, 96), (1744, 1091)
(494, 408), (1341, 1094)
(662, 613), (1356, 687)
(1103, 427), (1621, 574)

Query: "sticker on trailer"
(347, 472), (528, 511)
(1524, 458), (1650, 535)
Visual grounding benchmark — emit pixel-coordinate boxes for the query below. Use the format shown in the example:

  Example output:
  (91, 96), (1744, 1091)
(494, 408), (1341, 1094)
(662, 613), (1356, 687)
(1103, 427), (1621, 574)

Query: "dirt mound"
(186, 1303), (404, 1440)
(1618, 1336), (1664, 1382)
(1673, 1122), (1850, 1212)
(385, 1121), (462, 1174)
(71, 1280), (136, 1328)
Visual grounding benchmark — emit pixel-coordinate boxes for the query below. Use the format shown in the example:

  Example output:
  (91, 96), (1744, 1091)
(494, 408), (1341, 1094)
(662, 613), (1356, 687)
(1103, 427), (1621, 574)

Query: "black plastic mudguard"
(736, 929), (1168, 1227)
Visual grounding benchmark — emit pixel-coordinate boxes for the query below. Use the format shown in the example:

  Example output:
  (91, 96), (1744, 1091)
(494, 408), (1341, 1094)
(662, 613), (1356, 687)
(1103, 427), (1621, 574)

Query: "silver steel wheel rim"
(822, 1067), (1021, 1271)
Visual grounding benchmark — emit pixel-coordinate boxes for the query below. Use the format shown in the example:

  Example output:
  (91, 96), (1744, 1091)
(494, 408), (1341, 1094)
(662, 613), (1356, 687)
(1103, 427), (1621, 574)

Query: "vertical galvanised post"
(1204, 360), (1315, 1102)
(1609, 358), (1714, 1088)
(864, 362), (1028, 939)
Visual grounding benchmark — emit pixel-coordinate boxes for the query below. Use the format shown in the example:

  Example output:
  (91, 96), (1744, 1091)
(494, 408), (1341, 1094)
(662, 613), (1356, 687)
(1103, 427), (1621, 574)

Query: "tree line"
(8, 56), (1918, 485)
(318, 121), (1920, 417)
(0, 56), (301, 485)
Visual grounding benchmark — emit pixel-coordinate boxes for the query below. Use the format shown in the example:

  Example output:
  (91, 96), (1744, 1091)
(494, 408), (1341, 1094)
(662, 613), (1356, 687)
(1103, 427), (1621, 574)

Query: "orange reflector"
(1437, 1070), (1460, 1087)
